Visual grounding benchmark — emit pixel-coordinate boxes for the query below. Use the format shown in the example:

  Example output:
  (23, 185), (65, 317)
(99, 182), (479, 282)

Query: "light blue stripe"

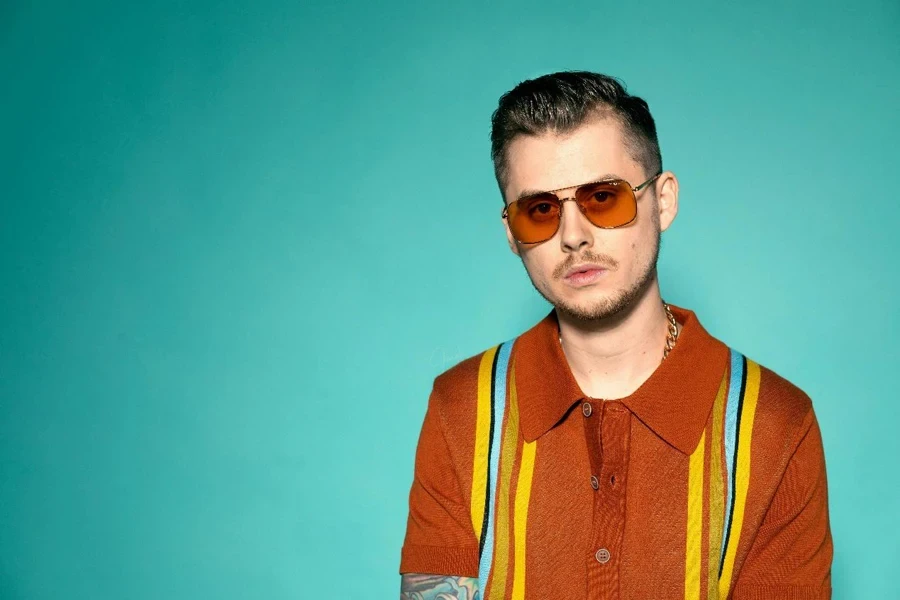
(478, 339), (513, 594)
(720, 348), (744, 566)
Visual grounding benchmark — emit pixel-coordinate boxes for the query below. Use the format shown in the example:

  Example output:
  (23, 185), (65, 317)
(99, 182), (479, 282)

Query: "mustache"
(555, 254), (619, 279)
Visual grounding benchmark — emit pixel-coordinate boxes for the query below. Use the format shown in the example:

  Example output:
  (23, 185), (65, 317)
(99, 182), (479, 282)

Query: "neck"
(557, 280), (681, 401)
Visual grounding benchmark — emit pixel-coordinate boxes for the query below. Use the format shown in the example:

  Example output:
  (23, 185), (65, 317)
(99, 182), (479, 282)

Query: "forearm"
(400, 574), (480, 600)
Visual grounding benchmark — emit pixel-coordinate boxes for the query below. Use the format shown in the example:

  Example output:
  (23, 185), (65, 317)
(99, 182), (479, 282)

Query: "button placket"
(584, 401), (631, 599)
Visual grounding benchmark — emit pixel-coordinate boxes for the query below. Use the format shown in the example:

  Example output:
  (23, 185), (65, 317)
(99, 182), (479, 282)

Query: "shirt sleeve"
(399, 378), (480, 577)
(731, 406), (834, 599)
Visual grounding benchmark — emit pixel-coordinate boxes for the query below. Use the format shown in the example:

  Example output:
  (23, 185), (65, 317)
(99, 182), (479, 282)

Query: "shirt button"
(595, 548), (611, 564)
(590, 475), (599, 490)
(582, 402), (593, 417)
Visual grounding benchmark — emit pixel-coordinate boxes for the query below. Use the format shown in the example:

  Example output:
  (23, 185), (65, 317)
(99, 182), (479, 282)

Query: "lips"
(561, 262), (610, 288)
(564, 263), (608, 279)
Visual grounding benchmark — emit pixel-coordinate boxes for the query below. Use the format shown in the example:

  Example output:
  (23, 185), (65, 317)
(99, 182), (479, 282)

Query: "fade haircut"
(490, 71), (662, 200)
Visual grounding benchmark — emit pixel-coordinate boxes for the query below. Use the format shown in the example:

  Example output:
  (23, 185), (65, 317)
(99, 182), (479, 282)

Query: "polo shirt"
(399, 304), (833, 599)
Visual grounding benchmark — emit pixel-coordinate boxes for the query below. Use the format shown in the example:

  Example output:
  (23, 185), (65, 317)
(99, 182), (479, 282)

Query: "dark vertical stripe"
(718, 354), (748, 578)
(478, 346), (500, 559)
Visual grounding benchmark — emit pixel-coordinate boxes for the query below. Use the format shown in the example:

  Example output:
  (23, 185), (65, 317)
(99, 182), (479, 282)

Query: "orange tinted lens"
(575, 181), (636, 227)
(507, 194), (561, 243)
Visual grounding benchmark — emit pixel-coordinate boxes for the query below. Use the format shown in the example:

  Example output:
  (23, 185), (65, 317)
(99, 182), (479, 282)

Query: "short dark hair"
(490, 71), (662, 199)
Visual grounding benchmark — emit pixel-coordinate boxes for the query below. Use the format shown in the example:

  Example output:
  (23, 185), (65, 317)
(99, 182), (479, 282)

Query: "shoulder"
(429, 344), (504, 419)
(742, 353), (821, 464)
(432, 349), (487, 394)
(426, 334), (522, 434)
(416, 345), (507, 476)
(752, 357), (815, 432)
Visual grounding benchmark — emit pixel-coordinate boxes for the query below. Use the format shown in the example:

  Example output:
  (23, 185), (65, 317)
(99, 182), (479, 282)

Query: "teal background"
(1, 0), (897, 597)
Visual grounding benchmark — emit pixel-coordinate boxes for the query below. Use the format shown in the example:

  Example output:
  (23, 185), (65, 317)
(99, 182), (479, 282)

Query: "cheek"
(612, 230), (650, 271)
(522, 247), (556, 281)
(627, 228), (659, 270)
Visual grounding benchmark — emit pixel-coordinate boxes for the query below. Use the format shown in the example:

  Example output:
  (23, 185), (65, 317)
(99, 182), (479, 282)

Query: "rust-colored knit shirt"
(399, 304), (832, 599)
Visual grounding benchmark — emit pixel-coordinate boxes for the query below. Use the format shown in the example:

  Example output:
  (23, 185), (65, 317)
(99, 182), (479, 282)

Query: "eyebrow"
(516, 173), (624, 201)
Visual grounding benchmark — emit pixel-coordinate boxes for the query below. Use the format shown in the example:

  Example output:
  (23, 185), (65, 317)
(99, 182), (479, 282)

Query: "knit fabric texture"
(399, 304), (833, 599)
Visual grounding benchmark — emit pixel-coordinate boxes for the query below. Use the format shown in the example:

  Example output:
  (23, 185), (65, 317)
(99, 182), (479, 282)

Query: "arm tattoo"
(400, 574), (480, 600)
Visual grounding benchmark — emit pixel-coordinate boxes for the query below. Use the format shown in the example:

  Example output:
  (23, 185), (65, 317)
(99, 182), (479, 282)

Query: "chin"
(532, 269), (639, 320)
(563, 303), (614, 321)
(549, 290), (623, 322)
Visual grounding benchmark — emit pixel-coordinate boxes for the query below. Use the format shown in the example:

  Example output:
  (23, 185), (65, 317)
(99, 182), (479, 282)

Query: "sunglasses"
(501, 171), (662, 244)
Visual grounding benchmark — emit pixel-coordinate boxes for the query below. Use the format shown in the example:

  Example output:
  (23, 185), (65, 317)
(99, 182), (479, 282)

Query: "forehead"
(504, 116), (639, 201)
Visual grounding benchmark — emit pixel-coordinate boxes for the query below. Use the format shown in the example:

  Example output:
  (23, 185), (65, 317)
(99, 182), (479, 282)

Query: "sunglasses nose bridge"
(557, 194), (589, 220)
(556, 195), (596, 242)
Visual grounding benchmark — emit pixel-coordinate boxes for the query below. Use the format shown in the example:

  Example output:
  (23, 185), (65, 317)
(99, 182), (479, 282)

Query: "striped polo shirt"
(399, 304), (833, 599)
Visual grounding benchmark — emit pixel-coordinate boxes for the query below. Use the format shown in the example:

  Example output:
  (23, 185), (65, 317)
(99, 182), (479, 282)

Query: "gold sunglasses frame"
(501, 171), (663, 244)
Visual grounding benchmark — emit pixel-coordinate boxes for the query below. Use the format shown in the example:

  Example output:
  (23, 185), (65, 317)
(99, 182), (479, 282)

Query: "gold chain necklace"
(558, 300), (680, 362)
(662, 301), (679, 361)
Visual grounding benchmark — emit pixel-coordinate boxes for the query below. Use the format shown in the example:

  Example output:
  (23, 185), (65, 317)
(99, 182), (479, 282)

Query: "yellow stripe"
(686, 429), (706, 600)
(718, 359), (761, 599)
(490, 361), (519, 599)
(511, 438), (536, 600)
(470, 346), (497, 540)
(707, 373), (728, 599)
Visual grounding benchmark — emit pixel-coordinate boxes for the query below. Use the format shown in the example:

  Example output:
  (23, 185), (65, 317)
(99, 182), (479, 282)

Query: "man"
(398, 71), (832, 599)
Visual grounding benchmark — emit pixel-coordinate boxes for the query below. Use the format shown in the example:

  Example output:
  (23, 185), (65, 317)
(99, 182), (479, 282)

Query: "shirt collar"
(512, 303), (729, 455)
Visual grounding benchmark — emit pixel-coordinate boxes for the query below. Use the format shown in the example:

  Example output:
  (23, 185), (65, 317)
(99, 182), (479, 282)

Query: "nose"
(557, 197), (593, 251)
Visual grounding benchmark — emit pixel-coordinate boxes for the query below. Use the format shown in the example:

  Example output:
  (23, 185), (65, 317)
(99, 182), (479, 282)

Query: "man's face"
(502, 116), (676, 322)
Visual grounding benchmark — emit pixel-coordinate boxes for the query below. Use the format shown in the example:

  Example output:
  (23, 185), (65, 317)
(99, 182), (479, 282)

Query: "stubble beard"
(527, 225), (662, 323)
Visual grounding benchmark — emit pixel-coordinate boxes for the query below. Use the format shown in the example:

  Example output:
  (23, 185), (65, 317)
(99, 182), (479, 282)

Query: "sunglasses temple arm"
(634, 171), (663, 192)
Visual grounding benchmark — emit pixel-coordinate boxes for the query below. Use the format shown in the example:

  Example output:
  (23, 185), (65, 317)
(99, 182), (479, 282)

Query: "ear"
(656, 171), (679, 232)
(503, 213), (521, 256)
